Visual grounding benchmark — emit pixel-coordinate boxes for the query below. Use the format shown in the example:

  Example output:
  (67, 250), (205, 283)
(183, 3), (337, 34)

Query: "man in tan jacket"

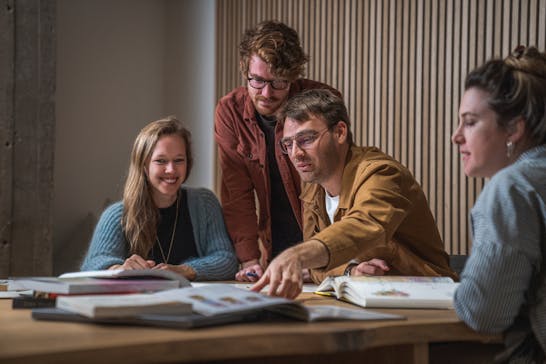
(252, 89), (456, 299)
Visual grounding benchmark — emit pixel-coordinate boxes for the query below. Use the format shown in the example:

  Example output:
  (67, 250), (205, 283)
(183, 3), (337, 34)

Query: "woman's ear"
(508, 117), (526, 144)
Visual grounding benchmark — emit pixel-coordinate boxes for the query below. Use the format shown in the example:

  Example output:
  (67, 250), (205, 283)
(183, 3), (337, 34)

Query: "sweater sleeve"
(80, 202), (129, 271)
(183, 188), (239, 280)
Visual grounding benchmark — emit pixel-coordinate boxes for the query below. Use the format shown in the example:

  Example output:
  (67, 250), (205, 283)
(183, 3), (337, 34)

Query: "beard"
(254, 95), (283, 116)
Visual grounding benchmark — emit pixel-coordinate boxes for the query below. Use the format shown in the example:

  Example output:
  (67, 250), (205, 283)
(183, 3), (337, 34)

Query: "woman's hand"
(109, 254), (156, 270)
(153, 263), (196, 281)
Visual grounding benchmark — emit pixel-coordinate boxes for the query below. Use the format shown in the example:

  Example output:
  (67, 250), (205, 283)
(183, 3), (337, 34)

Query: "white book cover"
(56, 293), (192, 318)
(59, 269), (191, 286)
(10, 268), (190, 295)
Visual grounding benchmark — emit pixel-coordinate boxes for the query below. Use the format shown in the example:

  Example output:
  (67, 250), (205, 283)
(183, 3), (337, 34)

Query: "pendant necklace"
(156, 193), (180, 264)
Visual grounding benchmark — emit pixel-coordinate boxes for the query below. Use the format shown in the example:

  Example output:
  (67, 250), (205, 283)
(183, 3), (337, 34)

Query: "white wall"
(163, 0), (216, 189)
(54, 0), (216, 274)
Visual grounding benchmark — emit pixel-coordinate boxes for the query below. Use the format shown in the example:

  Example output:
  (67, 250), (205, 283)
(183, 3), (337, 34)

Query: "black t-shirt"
(149, 189), (198, 264)
(256, 113), (302, 257)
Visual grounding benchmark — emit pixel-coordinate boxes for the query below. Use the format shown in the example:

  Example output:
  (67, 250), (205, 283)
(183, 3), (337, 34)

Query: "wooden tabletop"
(0, 293), (501, 364)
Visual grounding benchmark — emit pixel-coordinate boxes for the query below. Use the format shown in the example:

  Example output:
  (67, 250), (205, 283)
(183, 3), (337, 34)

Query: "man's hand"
(251, 249), (303, 299)
(302, 268), (312, 283)
(235, 259), (263, 282)
(109, 254), (156, 270)
(251, 240), (329, 299)
(351, 258), (390, 276)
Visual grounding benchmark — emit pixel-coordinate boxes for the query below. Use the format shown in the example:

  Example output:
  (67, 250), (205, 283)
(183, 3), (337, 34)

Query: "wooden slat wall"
(215, 0), (546, 254)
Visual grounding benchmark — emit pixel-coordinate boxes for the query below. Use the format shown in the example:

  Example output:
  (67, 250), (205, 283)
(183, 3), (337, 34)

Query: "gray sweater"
(81, 187), (238, 281)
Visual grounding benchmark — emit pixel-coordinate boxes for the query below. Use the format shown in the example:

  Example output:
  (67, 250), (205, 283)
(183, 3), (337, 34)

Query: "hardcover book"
(315, 275), (458, 309)
(10, 269), (191, 295)
(56, 292), (193, 318)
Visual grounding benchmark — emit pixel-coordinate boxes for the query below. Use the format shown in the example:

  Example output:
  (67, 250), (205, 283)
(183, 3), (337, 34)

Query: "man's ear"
(335, 121), (348, 144)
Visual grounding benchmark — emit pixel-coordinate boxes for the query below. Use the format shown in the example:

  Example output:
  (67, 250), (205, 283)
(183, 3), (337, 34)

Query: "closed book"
(315, 275), (458, 309)
(56, 293), (193, 318)
(11, 269), (190, 295)
(12, 296), (56, 309)
(58, 269), (190, 286)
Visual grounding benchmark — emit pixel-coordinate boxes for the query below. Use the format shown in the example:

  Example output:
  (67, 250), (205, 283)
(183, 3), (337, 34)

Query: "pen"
(246, 272), (259, 278)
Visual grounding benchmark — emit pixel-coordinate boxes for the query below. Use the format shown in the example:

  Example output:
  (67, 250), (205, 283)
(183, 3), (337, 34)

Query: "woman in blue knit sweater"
(81, 117), (238, 281)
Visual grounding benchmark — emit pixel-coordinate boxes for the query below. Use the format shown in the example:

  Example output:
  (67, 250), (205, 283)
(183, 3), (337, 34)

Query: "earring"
(506, 141), (514, 158)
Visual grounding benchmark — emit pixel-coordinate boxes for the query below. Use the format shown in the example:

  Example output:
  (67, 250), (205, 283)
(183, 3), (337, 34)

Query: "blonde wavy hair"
(122, 116), (193, 257)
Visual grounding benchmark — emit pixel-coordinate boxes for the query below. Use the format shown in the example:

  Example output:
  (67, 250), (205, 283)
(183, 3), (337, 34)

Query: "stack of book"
(9, 269), (191, 309)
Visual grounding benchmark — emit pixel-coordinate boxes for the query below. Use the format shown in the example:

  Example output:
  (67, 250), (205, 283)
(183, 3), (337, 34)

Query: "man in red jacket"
(214, 20), (339, 281)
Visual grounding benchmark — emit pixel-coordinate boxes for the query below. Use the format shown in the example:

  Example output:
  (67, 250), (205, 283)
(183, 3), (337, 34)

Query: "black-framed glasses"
(247, 77), (290, 90)
(279, 128), (330, 154)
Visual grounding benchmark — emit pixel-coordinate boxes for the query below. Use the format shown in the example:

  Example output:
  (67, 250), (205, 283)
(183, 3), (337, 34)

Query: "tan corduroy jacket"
(303, 146), (457, 283)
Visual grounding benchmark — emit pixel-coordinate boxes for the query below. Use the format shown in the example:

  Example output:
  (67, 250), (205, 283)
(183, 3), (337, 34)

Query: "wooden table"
(0, 294), (502, 364)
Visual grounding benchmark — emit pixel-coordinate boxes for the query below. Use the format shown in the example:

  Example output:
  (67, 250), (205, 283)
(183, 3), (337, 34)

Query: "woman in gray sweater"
(81, 117), (238, 281)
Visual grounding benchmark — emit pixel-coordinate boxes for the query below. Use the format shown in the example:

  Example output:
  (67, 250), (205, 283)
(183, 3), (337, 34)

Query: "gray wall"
(54, 0), (216, 274)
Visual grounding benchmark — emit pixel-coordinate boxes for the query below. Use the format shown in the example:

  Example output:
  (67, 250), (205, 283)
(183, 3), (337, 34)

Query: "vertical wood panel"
(0, 0), (14, 277)
(537, 0), (546, 51)
(400, 0), (409, 168)
(435, 0), (446, 240)
(215, 0), (545, 255)
(1, 0), (56, 276)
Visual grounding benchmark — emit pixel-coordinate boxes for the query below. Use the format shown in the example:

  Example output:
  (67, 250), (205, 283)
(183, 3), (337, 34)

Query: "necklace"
(155, 193), (179, 264)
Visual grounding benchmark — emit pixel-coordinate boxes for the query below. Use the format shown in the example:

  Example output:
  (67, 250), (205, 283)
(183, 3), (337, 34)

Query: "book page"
(316, 276), (454, 301)
(341, 275), (454, 283)
(157, 285), (293, 316)
(191, 282), (319, 293)
(343, 281), (459, 309)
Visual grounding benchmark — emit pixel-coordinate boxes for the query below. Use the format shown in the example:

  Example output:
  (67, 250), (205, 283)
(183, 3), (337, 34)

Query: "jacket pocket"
(236, 143), (258, 161)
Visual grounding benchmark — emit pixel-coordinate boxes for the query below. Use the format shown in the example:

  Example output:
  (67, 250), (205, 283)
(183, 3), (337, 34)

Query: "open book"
(316, 276), (459, 309)
(10, 269), (191, 295)
(35, 284), (404, 327)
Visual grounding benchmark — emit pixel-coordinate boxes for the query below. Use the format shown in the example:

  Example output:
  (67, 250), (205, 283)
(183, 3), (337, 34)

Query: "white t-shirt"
(325, 192), (340, 224)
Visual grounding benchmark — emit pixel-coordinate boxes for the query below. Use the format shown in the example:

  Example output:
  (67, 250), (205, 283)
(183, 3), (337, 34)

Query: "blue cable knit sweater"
(80, 187), (238, 281)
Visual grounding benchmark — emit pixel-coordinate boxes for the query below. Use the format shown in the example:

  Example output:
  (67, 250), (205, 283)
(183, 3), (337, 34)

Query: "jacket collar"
(300, 146), (377, 210)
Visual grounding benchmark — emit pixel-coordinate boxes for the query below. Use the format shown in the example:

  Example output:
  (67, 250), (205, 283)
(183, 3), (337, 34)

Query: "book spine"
(12, 296), (56, 309)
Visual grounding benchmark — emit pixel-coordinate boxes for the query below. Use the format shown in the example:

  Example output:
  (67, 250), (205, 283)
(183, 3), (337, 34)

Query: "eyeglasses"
(247, 77), (290, 90)
(279, 128), (330, 154)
